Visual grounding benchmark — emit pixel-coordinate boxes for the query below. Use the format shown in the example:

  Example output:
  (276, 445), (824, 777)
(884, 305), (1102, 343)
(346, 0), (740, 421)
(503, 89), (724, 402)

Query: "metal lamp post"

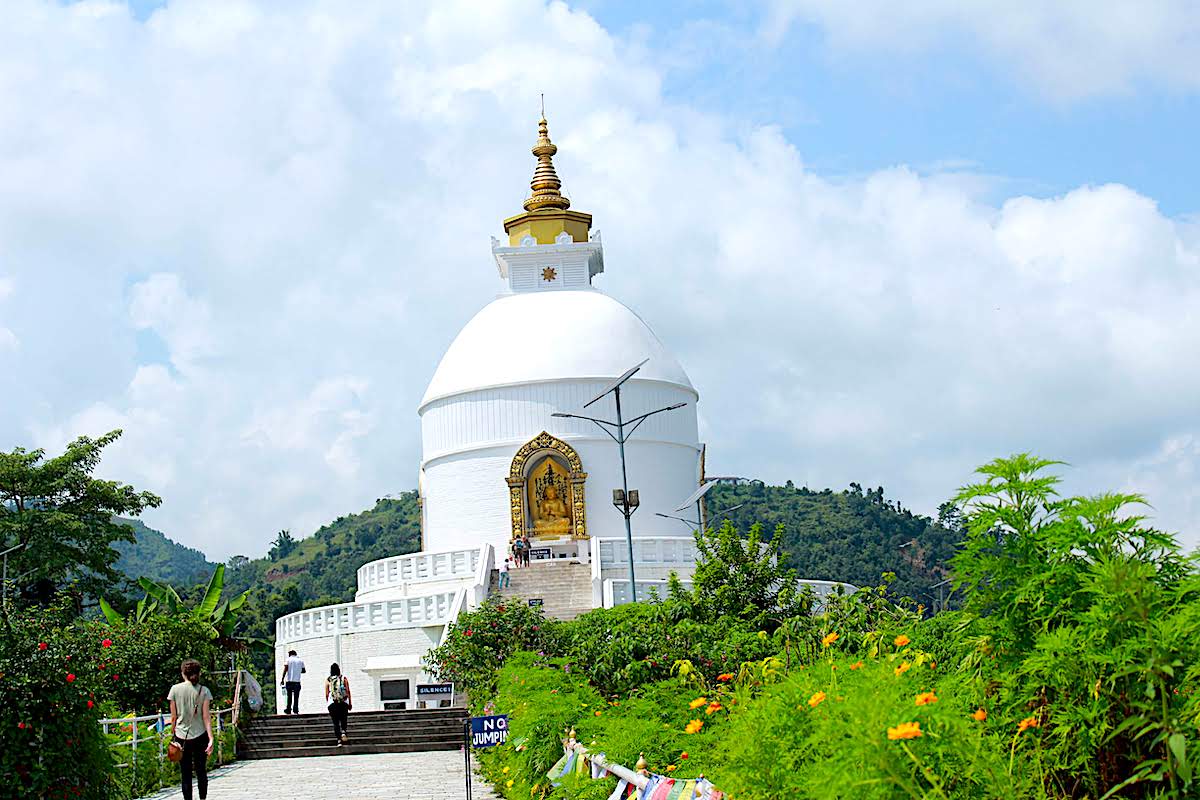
(552, 359), (687, 604)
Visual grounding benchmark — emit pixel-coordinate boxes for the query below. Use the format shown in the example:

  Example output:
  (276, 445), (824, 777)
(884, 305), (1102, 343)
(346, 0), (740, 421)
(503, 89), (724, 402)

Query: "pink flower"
(101, 638), (113, 648)
(465, 629), (473, 637)
(38, 642), (48, 651)
(66, 673), (76, 683)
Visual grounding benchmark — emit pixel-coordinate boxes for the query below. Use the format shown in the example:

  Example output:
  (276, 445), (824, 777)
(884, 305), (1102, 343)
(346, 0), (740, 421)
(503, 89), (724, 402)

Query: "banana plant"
(101, 564), (252, 644)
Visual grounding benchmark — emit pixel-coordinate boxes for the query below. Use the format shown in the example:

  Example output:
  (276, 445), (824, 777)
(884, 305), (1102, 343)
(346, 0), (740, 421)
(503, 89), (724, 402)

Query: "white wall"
(420, 378), (701, 556)
(273, 625), (443, 715)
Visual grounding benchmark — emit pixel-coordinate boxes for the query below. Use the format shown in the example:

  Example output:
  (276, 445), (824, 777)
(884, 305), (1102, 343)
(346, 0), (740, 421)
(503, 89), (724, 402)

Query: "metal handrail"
(100, 706), (235, 797)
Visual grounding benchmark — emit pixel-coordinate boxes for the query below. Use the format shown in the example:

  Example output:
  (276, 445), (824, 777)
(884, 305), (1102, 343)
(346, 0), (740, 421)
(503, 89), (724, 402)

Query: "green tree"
(677, 519), (807, 631)
(268, 529), (297, 560)
(0, 431), (161, 605)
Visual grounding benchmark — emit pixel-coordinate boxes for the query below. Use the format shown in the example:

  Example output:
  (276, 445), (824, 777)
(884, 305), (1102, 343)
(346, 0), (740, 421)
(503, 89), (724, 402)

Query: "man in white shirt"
(280, 650), (305, 714)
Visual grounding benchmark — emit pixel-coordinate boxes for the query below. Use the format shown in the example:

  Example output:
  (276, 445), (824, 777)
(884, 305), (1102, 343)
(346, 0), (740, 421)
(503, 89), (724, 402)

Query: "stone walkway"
(146, 751), (500, 799)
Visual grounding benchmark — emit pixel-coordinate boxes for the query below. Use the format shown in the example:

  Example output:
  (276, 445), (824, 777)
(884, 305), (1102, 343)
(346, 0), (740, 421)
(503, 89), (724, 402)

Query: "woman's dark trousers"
(180, 732), (209, 800)
(329, 700), (349, 741)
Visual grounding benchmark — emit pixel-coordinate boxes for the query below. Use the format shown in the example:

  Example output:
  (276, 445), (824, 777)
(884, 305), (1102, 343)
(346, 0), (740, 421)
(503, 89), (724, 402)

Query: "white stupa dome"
(419, 290), (695, 409)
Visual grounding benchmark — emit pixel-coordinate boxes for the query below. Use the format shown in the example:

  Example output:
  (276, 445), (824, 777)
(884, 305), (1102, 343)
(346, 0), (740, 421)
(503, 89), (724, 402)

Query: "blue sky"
(9, 0), (1200, 558)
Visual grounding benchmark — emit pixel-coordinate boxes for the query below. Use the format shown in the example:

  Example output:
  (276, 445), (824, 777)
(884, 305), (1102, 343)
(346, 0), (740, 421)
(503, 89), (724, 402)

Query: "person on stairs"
(521, 534), (532, 566)
(169, 658), (213, 800)
(280, 649), (305, 714)
(325, 662), (352, 746)
(499, 556), (511, 588)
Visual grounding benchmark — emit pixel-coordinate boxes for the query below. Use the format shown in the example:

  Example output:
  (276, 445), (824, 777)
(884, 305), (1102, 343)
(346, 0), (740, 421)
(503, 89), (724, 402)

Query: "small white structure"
(275, 119), (706, 713)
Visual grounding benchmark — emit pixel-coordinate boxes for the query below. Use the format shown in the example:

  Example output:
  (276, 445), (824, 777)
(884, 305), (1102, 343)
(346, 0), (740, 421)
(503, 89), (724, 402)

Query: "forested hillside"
(112, 518), (215, 588)
(707, 481), (962, 607)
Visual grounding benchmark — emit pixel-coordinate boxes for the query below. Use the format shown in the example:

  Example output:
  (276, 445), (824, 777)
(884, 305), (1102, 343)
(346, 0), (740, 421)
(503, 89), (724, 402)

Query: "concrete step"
(242, 740), (462, 759)
(240, 708), (467, 760)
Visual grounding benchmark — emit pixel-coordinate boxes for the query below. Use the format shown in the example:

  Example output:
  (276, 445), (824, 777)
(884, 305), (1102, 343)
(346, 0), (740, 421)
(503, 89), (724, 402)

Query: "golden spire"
(502, 114), (591, 245)
(523, 117), (571, 213)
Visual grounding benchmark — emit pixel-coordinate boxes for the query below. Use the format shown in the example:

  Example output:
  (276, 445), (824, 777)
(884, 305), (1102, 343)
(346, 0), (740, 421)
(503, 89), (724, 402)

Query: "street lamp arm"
(622, 403), (687, 429)
(551, 412), (619, 428)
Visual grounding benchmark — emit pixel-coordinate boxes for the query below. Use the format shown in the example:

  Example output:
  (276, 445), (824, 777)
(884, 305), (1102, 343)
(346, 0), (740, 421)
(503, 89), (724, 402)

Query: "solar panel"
(674, 480), (718, 512)
(583, 358), (649, 408)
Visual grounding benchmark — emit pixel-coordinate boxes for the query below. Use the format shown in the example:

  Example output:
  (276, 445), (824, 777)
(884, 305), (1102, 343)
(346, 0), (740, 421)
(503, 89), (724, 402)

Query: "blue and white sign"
(469, 714), (509, 748)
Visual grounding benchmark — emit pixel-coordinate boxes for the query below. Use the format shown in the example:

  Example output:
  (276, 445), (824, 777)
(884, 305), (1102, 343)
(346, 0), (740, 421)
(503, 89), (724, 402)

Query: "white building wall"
(274, 626), (443, 715)
(420, 378), (701, 556)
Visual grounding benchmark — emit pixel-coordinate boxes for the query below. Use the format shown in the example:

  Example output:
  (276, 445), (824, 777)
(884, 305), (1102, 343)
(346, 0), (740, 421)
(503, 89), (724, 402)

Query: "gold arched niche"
(506, 431), (588, 541)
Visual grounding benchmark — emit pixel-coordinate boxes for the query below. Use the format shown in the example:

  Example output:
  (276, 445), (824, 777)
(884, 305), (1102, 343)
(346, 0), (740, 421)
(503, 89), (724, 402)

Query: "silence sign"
(470, 714), (509, 748)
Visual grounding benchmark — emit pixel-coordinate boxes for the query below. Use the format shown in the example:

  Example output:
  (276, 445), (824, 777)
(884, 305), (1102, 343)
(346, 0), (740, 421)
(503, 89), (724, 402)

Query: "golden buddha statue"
(529, 458), (573, 535)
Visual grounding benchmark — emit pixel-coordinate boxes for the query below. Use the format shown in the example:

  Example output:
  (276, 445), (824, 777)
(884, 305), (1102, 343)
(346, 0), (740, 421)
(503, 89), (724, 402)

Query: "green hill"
(707, 481), (962, 607)
(112, 518), (215, 588)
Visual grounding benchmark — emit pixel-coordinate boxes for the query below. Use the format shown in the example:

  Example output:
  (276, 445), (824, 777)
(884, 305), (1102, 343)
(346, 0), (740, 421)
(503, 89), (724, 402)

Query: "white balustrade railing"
(595, 536), (698, 568)
(276, 591), (459, 644)
(356, 547), (480, 596)
(603, 578), (691, 607)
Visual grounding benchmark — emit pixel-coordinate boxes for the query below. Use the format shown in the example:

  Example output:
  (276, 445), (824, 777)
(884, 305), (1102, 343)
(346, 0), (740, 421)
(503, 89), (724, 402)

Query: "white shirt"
(285, 655), (305, 682)
(499, 560), (509, 573)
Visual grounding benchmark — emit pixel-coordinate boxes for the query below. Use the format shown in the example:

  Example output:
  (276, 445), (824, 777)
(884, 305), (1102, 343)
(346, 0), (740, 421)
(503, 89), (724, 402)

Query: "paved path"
(145, 751), (500, 800)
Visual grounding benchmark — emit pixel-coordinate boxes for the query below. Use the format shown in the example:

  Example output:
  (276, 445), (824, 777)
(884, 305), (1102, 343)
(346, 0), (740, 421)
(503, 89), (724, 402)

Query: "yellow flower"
(685, 719), (704, 734)
(1018, 716), (1040, 732)
(821, 632), (839, 647)
(666, 764), (677, 772)
(502, 766), (510, 773)
(506, 779), (514, 788)
(849, 661), (864, 670)
(894, 634), (911, 647)
(972, 708), (987, 722)
(914, 691), (938, 706)
(887, 721), (923, 740)
(808, 691), (826, 707)
(689, 696), (708, 709)
(894, 661), (911, 677)
(705, 702), (723, 715)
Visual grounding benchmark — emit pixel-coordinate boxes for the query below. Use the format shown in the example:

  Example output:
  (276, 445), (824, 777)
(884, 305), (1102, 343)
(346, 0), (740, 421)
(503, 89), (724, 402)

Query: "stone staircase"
(239, 708), (466, 759)
(494, 561), (594, 621)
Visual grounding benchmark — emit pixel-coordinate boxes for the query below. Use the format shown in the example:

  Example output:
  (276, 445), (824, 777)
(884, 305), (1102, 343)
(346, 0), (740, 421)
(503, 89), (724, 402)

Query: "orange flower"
(689, 697), (708, 709)
(594, 711), (602, 716)
(821, 632), (840, 647)
(716, 673), (734, 682)
(705, 702), (723, 715)
(972, 708), (987, 722)
(1018, 716), (1040, 732)
(894, 662), (911, 677)
(894, 634), (911, 647)
(684, 719), (704, 734)
(808, 691), (826, 707)
(666, 764), (677, 772)
(887, 721), (923, 740)
(915, 692), (938, 706)
(849, 661), (864, 670)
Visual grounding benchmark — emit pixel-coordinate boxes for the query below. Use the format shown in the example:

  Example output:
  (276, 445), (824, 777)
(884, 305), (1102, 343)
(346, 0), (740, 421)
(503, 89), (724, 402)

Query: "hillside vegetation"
(112, 518), (214, 588)
(709, 481), (962, 606)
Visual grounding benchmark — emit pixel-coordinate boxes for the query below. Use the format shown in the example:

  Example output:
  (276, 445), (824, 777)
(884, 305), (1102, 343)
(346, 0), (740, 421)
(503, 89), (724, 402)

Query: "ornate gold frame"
(507, 431), (588, 541)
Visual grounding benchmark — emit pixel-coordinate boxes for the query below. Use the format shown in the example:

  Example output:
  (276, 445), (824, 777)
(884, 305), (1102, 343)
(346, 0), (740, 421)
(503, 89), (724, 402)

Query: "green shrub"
(425, 596), (557, 703)
(0, 601), (119, 800)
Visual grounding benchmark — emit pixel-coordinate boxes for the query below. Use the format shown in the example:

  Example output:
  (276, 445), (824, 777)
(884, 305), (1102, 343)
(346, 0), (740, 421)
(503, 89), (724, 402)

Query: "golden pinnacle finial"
(523, 116), (571, 213)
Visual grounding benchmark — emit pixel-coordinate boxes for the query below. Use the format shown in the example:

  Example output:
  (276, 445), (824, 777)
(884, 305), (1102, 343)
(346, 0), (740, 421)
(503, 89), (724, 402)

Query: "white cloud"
(763, 0), (1200, 100)
(0, 0), (1197, 560)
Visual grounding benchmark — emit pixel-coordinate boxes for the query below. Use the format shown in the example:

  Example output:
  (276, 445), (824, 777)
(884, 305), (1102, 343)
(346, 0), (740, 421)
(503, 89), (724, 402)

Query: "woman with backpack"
(168, 659), (213, 800)
(325, 663), (352, 746)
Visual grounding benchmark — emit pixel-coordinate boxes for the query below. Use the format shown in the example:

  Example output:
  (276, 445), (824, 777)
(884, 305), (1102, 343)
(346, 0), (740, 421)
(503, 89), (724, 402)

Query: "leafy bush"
(425, 596), (556, 701)
(459, 455), (1200, 800)
(0, 601), (119, 800)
